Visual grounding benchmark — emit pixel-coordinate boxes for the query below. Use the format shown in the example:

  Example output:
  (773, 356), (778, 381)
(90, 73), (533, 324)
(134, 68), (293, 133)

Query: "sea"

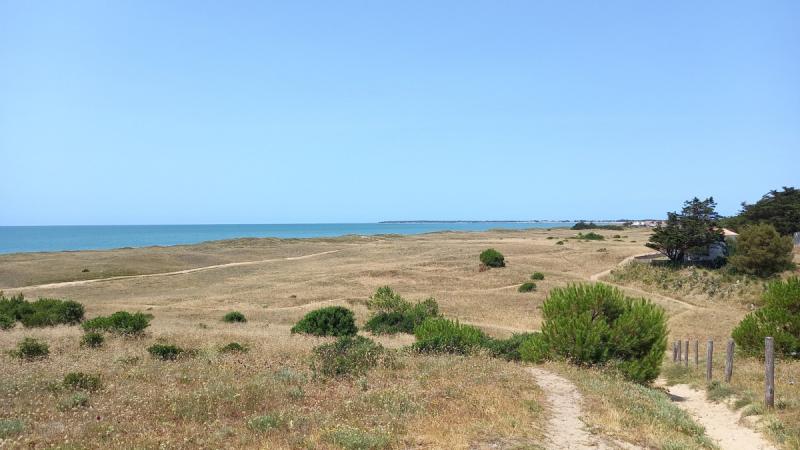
(0, 222), (578, 254)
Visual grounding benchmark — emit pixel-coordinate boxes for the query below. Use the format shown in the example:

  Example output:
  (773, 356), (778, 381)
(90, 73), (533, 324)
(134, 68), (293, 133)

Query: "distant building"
(686, 228), (738, 263)
(631, 220), (663, 227)
(794, 232), (800, 246)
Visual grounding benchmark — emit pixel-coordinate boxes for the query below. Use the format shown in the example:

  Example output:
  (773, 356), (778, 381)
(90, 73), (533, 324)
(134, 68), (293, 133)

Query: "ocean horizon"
(0, 222), (586, 254)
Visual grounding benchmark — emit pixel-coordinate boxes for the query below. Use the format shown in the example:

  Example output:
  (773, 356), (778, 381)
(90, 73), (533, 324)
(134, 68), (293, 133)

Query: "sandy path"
(664, 384), (777, 450)
(528, 367), (639, 450)
(4, 250), (342, 291)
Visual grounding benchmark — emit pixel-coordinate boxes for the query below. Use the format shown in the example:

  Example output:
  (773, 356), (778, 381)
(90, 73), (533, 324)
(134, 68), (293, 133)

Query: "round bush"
(11, 337), (49, 360)
(147, 343), (184, 360)
(291, 306), (358, 337)
(531, 272), (545, 281)
(222, 311), (247, 323)
(539, 283), (667, 383)
(80, 332), (105, 348)
(479, 248), (505, 268)
(518, 282), (537, 293)
(732, 277), (800, 357)
(729, 224), (794, 277)
(220, 342), (248, 353)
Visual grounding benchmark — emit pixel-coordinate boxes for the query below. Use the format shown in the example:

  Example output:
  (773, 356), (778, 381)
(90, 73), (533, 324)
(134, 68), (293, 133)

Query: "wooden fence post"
(694, 340), (699, 367)
(706, 339), (713, 382)
(672, 342), (677, 362)
(677, 340), (682, 363)
(724, 339), (735, 383)
(765, 337), (775, 408)
(684, 340), (689, 367)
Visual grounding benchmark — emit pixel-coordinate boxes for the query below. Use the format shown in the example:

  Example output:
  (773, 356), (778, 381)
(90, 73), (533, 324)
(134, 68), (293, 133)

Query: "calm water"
(0, 222), (576, 254)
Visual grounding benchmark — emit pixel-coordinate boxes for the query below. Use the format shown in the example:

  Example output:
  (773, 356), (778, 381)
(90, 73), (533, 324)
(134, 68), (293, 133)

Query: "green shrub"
(479, 248), (505, 268)
(312, 336), (386, 378)
(326, 425), (390, 450)
(538, 283), (667, 383)
(413, 317), (487, 354)
(531, 272), (545, 281)
(10, 337), (49, 360)
(220, 342), (249, 353)
(80, 332), (105, 348)
(0, 313), (14, 330)
(572, 221), (624, 231)
(58, 392), (89, 410)
(291, 306), (357, 337)
(82, 311), (152, 335)
(519, 333), (551, 363)
(247, 413), (283, 432)
(729, 224), (794, 277)
(556, 240), (565, 245)
(0, 419), (24, 438)
(518, 282), (537, 293)
(485, 332), (539, 361)
(363, 287), (439, 334)
(732, 277), (800, 358)
(63, 372), (102, 391)
(0, 294), (84, 328)
(576, 232), (605, 240)
(222, 311), (247, 323)
(147, 343), (185, 360)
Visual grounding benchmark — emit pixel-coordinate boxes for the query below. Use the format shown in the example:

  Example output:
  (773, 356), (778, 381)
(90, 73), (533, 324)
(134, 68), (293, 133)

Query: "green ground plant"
(10, 337), (49, 360)
(575, 232), (605, 241)
(363, 287), (439, 334)
(147, 343), (186, 360)
(518, 282), (537, 293)
(729, 223), (794, 277)
(531, 272), (545, 280)
(291, 306), (358, 337)
(312, 335), (388, 378)
(0, 293), (84, 328)
(80, 332), (105, 348)
(222, 311), (247, 323)
(63, 372), (102, 391)
(412, 317), (487, 355)
(485, 332), (541, 361)
(220, 342), (249, 353)
(0, 419), (24, 438)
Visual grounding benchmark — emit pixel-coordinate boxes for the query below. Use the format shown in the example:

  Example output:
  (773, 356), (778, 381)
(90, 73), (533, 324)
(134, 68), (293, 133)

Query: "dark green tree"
(729, 223), (794, 277)
(646, 197), (723, 262)
(726, 187), (800, 236)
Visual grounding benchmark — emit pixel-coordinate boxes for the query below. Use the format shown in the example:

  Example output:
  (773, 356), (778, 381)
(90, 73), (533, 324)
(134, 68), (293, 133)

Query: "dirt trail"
(664, 384), (777, 450)
(4, 250), (342, 292)
(529, 367), (640, 450)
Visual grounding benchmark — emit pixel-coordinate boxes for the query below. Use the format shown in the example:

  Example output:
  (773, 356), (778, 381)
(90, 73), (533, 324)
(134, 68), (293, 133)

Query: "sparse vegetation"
(9, 337), (49, 360)
(247, 413), (284, 432)
(479, 248), (505, 268)
(222, 311), (247, 323)
(82, 311), (152, 335)
(326, 425), (390, 450)
(412, 318), (487, 355)
(312, 335), (388, 378)
(571, 221), (624, 231)
(531, 272), (545, 280)
(58, 392), (89, 410)
(518, 282), (537, 293)
(0, 312), (14, 330)
(0, 419), (24, 438)
(220, 342), (248, 353)
(291, 306), (358, 337)
(576, 232), (604, 240)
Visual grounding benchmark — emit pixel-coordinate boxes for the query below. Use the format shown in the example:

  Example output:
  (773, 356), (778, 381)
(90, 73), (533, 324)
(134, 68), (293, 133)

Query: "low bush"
(479, 248), (505, 268)
(57, 392), (89, 410)
(363, 287), (439, 335)
(82, 311), (152, 335)
(0, 293), (84, 328)
(0, 419), (24, 438)
(220, 342), (248, 353)
(312, 335), (387, 378)
(222, 311), (247, 323)
(485, 333), (539, 361)
(10, 337), (49, 360)
(732, 277), (800, 358)
(148, 343), (185, 361)
(63, 372), (102, 391)
(532, 283), (667, 383)
(729, 223), (794, 277)
(576, 232), (604, 240)
(531, 272), (545, 281)
(0, 313), (14, 330)
(326, 425), (390, 450)
(519, 333), (551, 363)
(247, 413), (284, 432)
(80, 332), (105, 348)
(556, 240), (565, 245)
(291, 306), (357, 337)
(571, 221), (624, 231)
(518, 282), (537, 293)
(413, 317), (487, 354)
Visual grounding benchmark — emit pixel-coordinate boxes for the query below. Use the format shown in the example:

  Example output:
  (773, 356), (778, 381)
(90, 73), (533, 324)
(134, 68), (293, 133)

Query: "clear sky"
(1, 1), (797, 225)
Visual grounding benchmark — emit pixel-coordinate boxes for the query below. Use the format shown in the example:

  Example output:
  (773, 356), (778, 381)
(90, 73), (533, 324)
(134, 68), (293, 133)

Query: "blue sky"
(1, 1), (797, 225)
